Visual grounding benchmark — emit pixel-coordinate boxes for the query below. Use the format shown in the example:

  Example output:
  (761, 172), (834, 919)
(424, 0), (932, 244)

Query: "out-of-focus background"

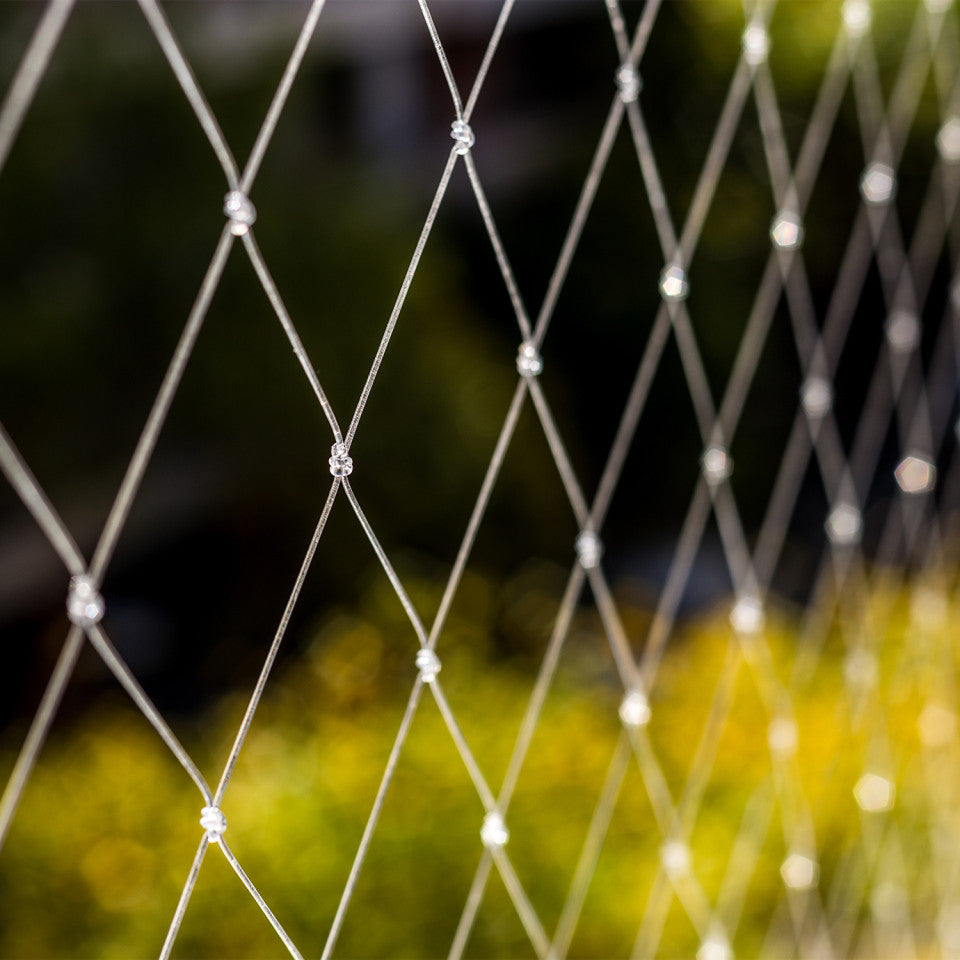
(0, 1), (958, 957)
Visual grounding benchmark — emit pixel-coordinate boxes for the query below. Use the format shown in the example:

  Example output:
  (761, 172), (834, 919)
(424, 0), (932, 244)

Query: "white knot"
(771, 211), (803, 249)
(917, 702), (956, 747)
(767, 716), (798, 756)
(800, 377), (832, 419)
(200, 805), (227, 841)
(615, 63), (641, 103)
(575, 530), (603, 570)
(223, 191), (257, 236)
(701, 444), (732, 485)
(860, 162), (896, 205)
(894, 454), (936, 494)
(729, 594), (764, 635)
(416, 647), (441, 683)
(937, 117), (960, 162)
(742, 22), (770, 66)
(660, 839), (690, 879)
(844, 648), (878, 688)
(481, 811), (509, 848)
(619, 688), (651, 728)
(659, 264), (689, 301)
(854, 773), (895, 812)
(781, 851), (819, 890)
(843, 0), (871, 37)
(885, 310), (920, 353)
(329, 442), (353, 478)
(450, 119), (475, 155)
(516, 341), (543, 378)
(826, 501), (861, 545)
(697, 929), (732, 960)
(66, 575), (105, 628)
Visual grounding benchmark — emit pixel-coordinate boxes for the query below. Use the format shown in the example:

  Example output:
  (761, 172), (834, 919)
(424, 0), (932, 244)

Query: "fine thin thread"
(344, 149), (458, 448)
(0, 0), (74, 178)
(550, 734), (632, 960)
(241, 231), (344, 444)
(214, 483), (340, 805)
(463, 154), (533, 341)
(0, 1), (957, 956)
(321, 681), (426, 960)
(417, 0), (464, 120)
(159, 838), (209, 960)
(463, 0), (515, 123)
(0, 421), (85, 575)
(87, 624), (212, 803)
(220, 837), (306, 960)
(89, 226), (235, 585)
(240, 0), (329, 194)
(0, 626), (85, 850)
(136, 0), (240, 188)
(428, 379), (527, 648)
(490, 845), (552, 958)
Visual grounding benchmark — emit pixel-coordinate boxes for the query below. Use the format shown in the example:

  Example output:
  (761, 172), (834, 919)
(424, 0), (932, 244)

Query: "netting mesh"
(2, 0), (960, 956)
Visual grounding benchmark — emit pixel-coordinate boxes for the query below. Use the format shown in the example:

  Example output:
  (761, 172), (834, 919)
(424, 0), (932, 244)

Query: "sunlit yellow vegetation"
(2, 565), (957, 958)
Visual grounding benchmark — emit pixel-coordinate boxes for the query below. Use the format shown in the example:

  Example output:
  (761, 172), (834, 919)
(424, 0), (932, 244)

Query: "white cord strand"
(0, 2), (957, 958)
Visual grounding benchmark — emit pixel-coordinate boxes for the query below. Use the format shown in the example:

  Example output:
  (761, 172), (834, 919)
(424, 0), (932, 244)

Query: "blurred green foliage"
(0, 1), (956, 957)
(2, 567), (955, 958)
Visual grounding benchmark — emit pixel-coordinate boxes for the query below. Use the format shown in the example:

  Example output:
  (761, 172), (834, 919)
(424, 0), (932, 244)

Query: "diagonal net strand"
(516, 2), (956, 956)
(420, 3), (952, 956)
(443, 0), (784, 949)
(297, 7), (568, 955)
(455, 0), (791, 950)
(748, 5), (960, 952)
(0, 162), (236, 859)
(0, 0), (345, 954)
(1, 1), (960, 958)
(729, 5), (959, 953)
(0, 0), (74, 178)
